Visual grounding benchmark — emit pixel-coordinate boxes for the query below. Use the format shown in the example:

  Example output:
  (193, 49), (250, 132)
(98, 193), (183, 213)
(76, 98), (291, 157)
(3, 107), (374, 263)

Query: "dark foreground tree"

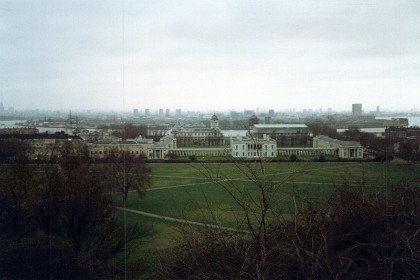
(0, 144), (36, 239)
(399, 140), (419, 163)
(0, 235), (83, 279)
(159, 163), (420, 279)
(0, 155), (147, 279)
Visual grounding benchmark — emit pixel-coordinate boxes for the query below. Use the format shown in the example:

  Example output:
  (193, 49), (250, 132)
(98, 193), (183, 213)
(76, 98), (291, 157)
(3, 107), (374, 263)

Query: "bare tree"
(0, 141), (36, 238)
(0, 143), (148, 279)
(160, 161), (420, 280)
(104, 151), (152, 202)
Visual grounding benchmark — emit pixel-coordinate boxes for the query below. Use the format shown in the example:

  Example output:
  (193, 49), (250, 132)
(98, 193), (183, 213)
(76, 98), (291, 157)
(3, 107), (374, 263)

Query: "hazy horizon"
(1, 1), (419, 112)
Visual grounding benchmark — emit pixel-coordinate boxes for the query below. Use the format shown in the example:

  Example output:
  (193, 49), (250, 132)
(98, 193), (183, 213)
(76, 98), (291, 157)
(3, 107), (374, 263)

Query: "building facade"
(313, 135), (364, 159)
(352, 103), (362, 116)
(231, 135), (277, 158)
(149, 135), (176, 159)
(26, 138), (86, 162)
(251, 124), (312, 147)
(88, 138), (150, 159)
(171, 114), (224, 147)
(1, 127), (39, 134)
(385, 126), (420, 139)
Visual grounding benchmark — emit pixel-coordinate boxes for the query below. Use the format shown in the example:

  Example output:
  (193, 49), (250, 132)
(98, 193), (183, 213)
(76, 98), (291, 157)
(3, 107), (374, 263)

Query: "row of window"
(91, 150), (144, 155)
(234, 144), (275, 150)
(234, 151), (275, 157)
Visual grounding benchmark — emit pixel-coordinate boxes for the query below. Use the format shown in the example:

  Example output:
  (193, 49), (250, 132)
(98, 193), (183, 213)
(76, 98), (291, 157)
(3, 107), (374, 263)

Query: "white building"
(88, 135), (177, 160)
(313, 135), (364, 159)
(231, 135), (277, 158)
(149, 135), (176, 159)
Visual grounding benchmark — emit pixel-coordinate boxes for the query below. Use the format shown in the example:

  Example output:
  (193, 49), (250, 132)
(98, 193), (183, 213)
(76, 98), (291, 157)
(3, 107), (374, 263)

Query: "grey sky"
(1, 0), (419, 112)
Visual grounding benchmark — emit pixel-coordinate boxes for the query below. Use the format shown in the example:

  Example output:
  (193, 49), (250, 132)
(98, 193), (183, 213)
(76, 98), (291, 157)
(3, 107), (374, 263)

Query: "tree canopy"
(0, 148), (146, 279)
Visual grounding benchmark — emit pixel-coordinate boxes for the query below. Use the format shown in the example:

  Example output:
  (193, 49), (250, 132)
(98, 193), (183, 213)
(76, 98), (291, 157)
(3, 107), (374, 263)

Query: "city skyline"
(0, 99), (418, 115)
(1, 1), (419, 112)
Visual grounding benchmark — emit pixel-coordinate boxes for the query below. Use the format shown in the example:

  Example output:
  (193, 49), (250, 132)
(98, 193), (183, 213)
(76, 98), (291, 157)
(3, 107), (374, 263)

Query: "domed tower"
(248, 114), (259, 127)
(210, 114), (219, 129)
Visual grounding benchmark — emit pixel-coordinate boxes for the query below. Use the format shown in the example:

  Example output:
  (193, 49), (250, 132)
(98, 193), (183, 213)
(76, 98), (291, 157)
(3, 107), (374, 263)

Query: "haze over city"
(1, 0), (419, 112)
(1, 2), (420, 278)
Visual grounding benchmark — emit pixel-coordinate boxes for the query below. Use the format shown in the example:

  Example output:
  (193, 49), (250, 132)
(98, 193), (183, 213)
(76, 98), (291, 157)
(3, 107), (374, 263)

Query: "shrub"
(160, 185), (420, 279)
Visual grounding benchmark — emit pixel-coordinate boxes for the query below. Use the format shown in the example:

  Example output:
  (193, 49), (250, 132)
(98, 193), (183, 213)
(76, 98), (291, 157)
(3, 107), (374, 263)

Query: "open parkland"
(111, 161), (419, 271)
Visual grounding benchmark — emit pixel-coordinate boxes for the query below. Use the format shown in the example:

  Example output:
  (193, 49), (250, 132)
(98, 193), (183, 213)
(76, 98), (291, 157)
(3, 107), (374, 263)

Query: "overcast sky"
(1, 0), (419, 112)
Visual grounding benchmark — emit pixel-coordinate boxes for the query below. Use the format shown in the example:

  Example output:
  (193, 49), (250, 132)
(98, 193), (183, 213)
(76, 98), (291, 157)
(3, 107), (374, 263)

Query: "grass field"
(114, 161), (420, 277)
(124, 162), (419, 224)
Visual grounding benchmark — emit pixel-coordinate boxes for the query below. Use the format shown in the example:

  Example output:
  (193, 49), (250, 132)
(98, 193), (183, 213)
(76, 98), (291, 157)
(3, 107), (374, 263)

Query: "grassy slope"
(118, 162), (419, 277)
(126, 162), (419, 223)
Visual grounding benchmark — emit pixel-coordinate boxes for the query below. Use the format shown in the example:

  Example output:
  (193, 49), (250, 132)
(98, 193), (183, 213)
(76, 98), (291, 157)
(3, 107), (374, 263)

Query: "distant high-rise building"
(376, 106), (380, 113)
(165, 109), (170, 117)
(133, 109), (139, 117)
(159, 109), (164, 116)
(268, 109), (275, 117)
(352, 104), (362, 116)
(176, 109), (182, 116)
(0, 102), (4, 112)
(145, 109), (150, 116)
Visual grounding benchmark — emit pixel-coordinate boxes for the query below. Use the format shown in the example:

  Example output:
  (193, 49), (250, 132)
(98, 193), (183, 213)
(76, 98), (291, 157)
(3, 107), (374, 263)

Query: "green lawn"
(116, 161), (419, 278)
(125, 162), (419, 226)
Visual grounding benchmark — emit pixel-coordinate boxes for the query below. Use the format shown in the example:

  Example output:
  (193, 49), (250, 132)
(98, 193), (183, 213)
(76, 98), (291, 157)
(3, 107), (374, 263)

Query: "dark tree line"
(0, 141), (149, 279)
(110, 123), (148, 139)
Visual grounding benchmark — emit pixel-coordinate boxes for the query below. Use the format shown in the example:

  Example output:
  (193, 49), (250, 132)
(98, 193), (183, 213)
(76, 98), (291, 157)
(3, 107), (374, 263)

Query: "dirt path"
(117, 207), (251, 234)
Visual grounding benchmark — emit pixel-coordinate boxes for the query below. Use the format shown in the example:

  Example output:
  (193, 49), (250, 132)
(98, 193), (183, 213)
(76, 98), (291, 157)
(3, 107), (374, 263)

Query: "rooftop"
(316, 135), (362, 147)
(254, 124), (308, 128)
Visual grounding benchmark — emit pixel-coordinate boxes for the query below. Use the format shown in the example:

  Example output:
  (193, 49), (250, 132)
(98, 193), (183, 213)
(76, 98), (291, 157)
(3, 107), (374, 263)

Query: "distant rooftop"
(0, 133), (82, 140)
(254, 124), (307, 128)
(316, 135), (362, 147)
(153, 135), (174, 148)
